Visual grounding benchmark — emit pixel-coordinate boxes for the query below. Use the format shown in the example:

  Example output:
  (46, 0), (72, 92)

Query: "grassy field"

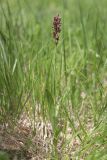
(0, 0), (107, 159)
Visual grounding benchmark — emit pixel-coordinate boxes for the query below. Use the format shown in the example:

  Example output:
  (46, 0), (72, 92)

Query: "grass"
(0, 0), (107, 159)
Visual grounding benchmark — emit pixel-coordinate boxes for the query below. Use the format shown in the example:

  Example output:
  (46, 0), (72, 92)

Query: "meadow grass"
(0, 0), (107, 159)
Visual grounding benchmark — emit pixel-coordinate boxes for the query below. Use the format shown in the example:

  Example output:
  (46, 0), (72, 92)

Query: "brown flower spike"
(53, 15), (61, 45)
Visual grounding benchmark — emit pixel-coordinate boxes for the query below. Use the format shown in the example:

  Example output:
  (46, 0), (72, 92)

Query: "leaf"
(0, 151), (9, 160)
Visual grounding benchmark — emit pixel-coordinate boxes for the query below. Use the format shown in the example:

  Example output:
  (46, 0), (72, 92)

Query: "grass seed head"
(53, 14), (61, 45)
